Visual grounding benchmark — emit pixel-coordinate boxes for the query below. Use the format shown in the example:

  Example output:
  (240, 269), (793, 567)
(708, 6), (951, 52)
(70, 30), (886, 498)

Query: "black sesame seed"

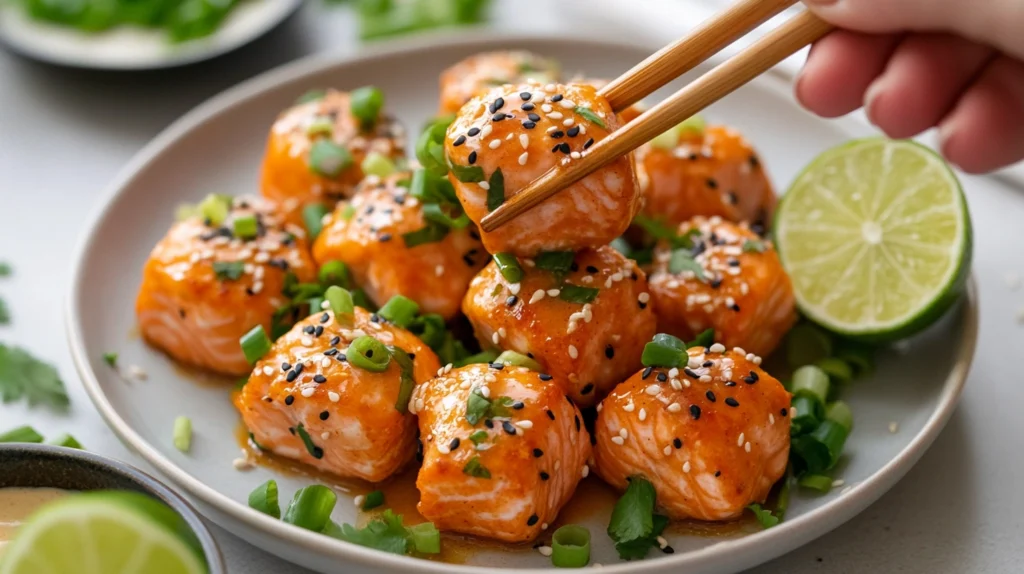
(546, 409), (555, 420)
(453, 135), (467, 146)
(586, 265), (598, 273)
(642, 366), (654, 380)
(293, 362), (304, 374)
(584, 138), (594, 149)
(527, 514), (539, 526)
(725, 397), (740, 407)
(715, 470), (721, 477)
(730, 303), (741, 312)
(558, 143), (571, 154)
(724, 381), (737, 387)
(520, 92), (532, 101)
(485, 419), (494, 428)
(780, 407), (788, 417)
(748, 371), (759, 382)
(605, 345), (615, 359)
(540, 471), (550, 481)
(288, 427), (295, 435)
(523, 121), (536, 129)
(706, 178), (718, 189)
(683, 368), (699, 379)
(337, 353), (347, 362)
(330, 336), (340, 346)
(282, 362), (292, 371)
(710, 278), (723, 289)
(312, 447), (324, 459)
(365, 206), (375, 215)
(527, 113), (541, 122)
(551, 94), (564, 102)
(706, 390), (716, 402)
(319, 411), (329, 420)
(325, 348), (338, 356)
(286, 370), (298, 383)
(689, 405), (701, 420)
(574, 415), (581, 432)
(462, 255), (476, 267)
(662, 546), (675, 554)
(492, 113), (505, 122)
(749, 154), (760, 168)
(727, 191), (738, 205)
(506, 295), (519, 307)
(320, 313), (330, 324)
(468, 151), (478, 164)
(285, 395), (294, 405)
(468, 127), (480, 136)
(370, 314), (381, 324)
(701, 361), (713, 368)
(489, 362), (504, 370)
(304, 325), (315, 334)
(728, 258), (740, 267)
(581, 383), (594, 395)
(550, 130), (564, 139)
(638, 301), (647, 310)
(314, 325), (324, 337)
(379, 233), (392, 242)
(502, 421), (517, 435)
(449, 438), (460, 450)
(539, 374), (553, 381)
(533, 448), (544, 457)
(314, 374), (327, 383)
(567, 126), (580, 137)
(673, 437), (682, 449)
(489, 97), (505, 113)
(513, 401), (525, 410)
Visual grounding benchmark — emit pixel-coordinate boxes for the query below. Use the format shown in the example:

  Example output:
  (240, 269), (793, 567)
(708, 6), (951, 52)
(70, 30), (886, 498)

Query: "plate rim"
(65, 30), (980, 573)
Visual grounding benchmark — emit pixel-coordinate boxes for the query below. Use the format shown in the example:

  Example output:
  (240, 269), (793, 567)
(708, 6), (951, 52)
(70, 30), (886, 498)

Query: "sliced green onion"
(811, 419), (849, 470)
(361, 490), (385, 510)
(175, 203), (199, 221)
(785, 323), (833, 369)
(455, 350), (500, 367)
(834, 340), (875, 376)
(826, 400), (854, 433)
(495, 351), (542, 371)
(551, 524), (591, 567)
(687, 328), (715, 349)
(534, 251), (575, 275)
(240, 325), (272, 365)
(792, 365), (830, 404)
(408, 313), (447, 349)
(283, 485), (338, 532)
(248, 480), (281, 518)
(402, 221), (450, 247)
(306, 116), (334, 137)
(798, 474), (833, 493)
(347, 336), (391, 372)
(486, 168), (505, 211)
(352, 289), (377, 311)
(492, 253), (523, 283)
(103, 352), (118, 368)
(340, 204), (356, 221)
(303, 203), (331, 241)
(468, 430), (489, 445)
(172, 416), (192, 453)
(48, 433), (83, 449)
(408, 522), (441, 554)
(790, 393), (824, 436)
(295, 423), (323, 459)
(296, 89), (326, 104)
(746, 503), (780, 529)
(378, 295), (420, 328)
(816, 357), (854, 384)
(677, 114), (706, 135)
(451, 163), (485, 183)
(325, 286), (355, 325)
(462, 456), (491, 479)
(212, 260), (244, 281)
(573, 106), (607, 129)
(649, 126), (680, 150)
(415, 120), (451, 178)
(388, 346), (416, 414)
(309, 139), (353, 178)
(350, 86), (384, 131)
(422, 203), (470, 229)
(0, 425), (43, 443)
(361, 152), (397, 177)
(559, 284), (600, 304)
(233, 214), (258, 239)
(668, 249), (706, 281)
(199, 193), (230, 226)
(641, 333), (686, 368)
(319, 260), (352, 288)
(742, 239), (767, 253)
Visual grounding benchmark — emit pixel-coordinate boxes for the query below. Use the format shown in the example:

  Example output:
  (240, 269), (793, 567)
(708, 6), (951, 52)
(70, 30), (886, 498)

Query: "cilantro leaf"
(486, 168), (505, 211)
(468, 430), (488, 445)
(451, 164), (484, 183)
(668, 250), (706, 281)
(465, 389), (491, 425)
(0, 298), (8, 325)
(0, 262), (11, 277)
(212, 260), (245, 281)
(613, 514), (668, 560)
(559, 284), (599, 304)
(463, 456), (491, 479)
(0, 344), (68, 409)
(747, 503), (780, 528)
(330, 510), (410, 555)
(608, 476), (656, 543)
(103, 352), (118, 368)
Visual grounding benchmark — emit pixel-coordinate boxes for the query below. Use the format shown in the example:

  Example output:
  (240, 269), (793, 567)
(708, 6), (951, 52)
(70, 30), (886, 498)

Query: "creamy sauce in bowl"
(0, 488), (68, 557)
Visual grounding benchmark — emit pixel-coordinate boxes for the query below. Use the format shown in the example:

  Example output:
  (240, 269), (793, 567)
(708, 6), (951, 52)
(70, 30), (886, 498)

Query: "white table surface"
(2, 2), (1023, 572)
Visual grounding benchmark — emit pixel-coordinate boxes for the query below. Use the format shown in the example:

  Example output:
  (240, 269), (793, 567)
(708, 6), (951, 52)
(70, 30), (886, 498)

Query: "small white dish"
(0, 0), (302, 70)
(67, 32), (978, 574)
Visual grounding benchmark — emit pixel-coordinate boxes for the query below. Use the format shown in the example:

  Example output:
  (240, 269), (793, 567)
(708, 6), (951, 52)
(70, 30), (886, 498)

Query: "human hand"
(796, 0), (1024, 173)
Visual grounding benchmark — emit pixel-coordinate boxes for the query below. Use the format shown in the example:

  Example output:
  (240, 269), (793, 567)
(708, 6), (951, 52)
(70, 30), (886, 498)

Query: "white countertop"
(1, 2), (1022, 572)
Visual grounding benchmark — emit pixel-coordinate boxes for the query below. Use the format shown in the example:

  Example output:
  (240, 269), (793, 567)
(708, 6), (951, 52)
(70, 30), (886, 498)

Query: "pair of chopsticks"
(480, 0), (834, 232)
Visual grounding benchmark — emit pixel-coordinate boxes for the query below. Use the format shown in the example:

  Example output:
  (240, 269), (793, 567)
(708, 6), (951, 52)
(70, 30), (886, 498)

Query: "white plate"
(0, 0), (302, 70)
(67, 32), (978, 574)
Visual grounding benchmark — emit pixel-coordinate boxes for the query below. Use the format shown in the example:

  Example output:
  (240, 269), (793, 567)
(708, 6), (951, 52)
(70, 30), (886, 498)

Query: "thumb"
(802, 0), (1024, 60)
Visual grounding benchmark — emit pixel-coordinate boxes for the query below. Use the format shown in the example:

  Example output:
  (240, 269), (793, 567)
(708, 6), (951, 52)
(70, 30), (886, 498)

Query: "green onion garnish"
(834, 340), (875, 376)
(172, 416), (192, 453)
(283, 485), (337, 532)
(805, 419), (849, 471)
(574, 106), (607, 129)
(352, 288), (377, 312)
(199, 193), (230, 226)
(815, 357), (854, 384)
(422, 203), (470, 229)
(295, 423), (322, 459)
(797, 474), (833, 493)
(212, 260), (245, 281)
(303, 203), (330, 241)
(340, 204), (356, 221)
(361, 152), (397, 177)
(361, 490), (385, 511)
(248, 480), (281, 518)
(790, 393), (824, 436)
(415, 119), (452, 178)
(784, 323), (833, 369)
(534, 251), (575, 275)
(468, 430), (488, 445)
(494, 351), (542, 371)
(746, 503), (780, 528)
(306, 116), (334, 137)
(350, 86), (384, 131)
(454, 350), (500, 367)
(309, 140), (353, 178)
(347, 336), (391, 372)
(325, 286), (355, 326)
(687, 328), (715, 349)
(486, 168), (505, 211)
(791, 365), (830, 404)
(240, 325), (272, 365)
(402, 221), (450, 247)
(378, 295), (420, 328)
(462, 456), (491, 479)
(48, 433), (83, 449)
(742, 239), (766, 253)
(451, 163), (485, 183)
(407, 522), (441, 554)
(551, 525), (591, 567)
(668, 249), (706, 281)
(319, 260), (352, 288)
(492, 253), (523, 283)
(559, 284), (600, 304)
(826, 400), (854, 433)
(103, 352), (118, 368)
(607, 476), (668, 559)
(677, 114), (706, 135)
(233, 214), (258, 240)
(641, 333), (687, 368)
(465, 389), (491, 425)
(388, 346), (416, 414)
(296, 89), (326, 104)
(0, 425), (44, 443)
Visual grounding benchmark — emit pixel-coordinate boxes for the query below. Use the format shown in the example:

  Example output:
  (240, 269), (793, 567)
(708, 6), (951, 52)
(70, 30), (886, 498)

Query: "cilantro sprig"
(607, 476), (668, 560)
(0, 343), (69, 409)
(327, 509), (441, 555)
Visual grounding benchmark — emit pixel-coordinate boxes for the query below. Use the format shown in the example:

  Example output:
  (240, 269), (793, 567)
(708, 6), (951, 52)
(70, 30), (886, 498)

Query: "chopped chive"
(415, 119), (452, 178)
(240, 325), (272, 365)
(48, 433), (83, 449)
(212, 261), (245, 281)
(468, 430), (488, 444)
(360, 152), (397, 177)
(295, 423), (322, 459)
(492, 253), (523, 283)
(309, 140), (353, 178)
(361, 490), (385, 511)
(347, 336), (391, 372)
(388, 347), (416, 414)
(422, 203), (471, 229)
(790, 393), (824, 436)
(486, 168), (505, 211)
(574, 106), (607, 129)
(303, 203), (330, 241)
(826, 400), (854, 433)
(103, 352), (118, 368)
(792, 365), (830, 404)
(797, 474), (833, 493)
(534, 251), (575, 275)
(350, 86), (384, 131)
(378, 295), (420, 328)
(283, 485), (337, 532)
(233, 214), (258, 240)
(551, 524), (591, 567)
(325, 286), (354, 325)
(172, 416), (192, 453)
(0, 425), (44, 443)
(248, 479), (281, 518)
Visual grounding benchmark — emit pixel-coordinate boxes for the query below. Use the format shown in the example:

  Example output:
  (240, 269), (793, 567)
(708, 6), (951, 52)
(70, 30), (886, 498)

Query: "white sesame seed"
(611, 436), (625, 445)
(437, 444), (451, 454)
(753, 356), (762, 365)
(444, 363), (453, 373)
(542, 522), (549, 530)
(506, 132), (514, 141)
(233, 458), (255, 471)
(638, 292), (650, 304)
(568, 345), (578, 359)
(563, 118), (575, 127)
(667, 402), (681, 413)
(492, 332), (500, 345)
(483, 373), (497, 383)
(710, 343), (726, 353)
(596, 403), (603, 412)
(657, 536), (668, 549)
(733, 347), (746, 355)
(769, 414), (775, 425)
(321, 432), (330, 440)
(415, 398), (425, 412)
(547, 289), (560, 297)
(744, 442), (751, 452)
(516, 420), (534, 429)
(478, 181), (490, 190)
(670, 378), (682, 390)
(481, 124), (492, 138)
(328, 391), (340, 402)
(582, 465), (590, 478)
(538, 546), (553, 557)
(682, 461), (691, 473)
(645, 384), (661, 396)
(519, 134), (529, 148)
(509, 283), (521, 295)
(570, 151), (581, 159)
(541, 104), (553, 113)
(498, 328), (507, 338)
(623, 401), (635, 412)
(618, 428), (628, 439)
(489, 139), (501, 149)
(518, 152), (529, 165)
(559, 99), (575, 109)
(527, 289), (546, 304)
(435, 265), (444, 277)
(663, 445), (672, 456)
(301, 336), (313, 347)
(832, 479), (845, 488)
(548, 112), (564, 120)
(479, 386), (490, 398)
(460, 380), (471, 389)
(639, 408), (647, 422)
(301, 387), (315, 398)
(321, 358), (332, 368)
(262, 365), (274, 376)
(738, 433), (745, 446)
(792, 406), (799, 417)
(699, 375), (712, 383)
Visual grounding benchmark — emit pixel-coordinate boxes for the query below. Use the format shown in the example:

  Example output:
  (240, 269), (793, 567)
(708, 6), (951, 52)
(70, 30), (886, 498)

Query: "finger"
(863, 34), (994, 139)
(939, 56), (1024, 173)
(795, 31), (901, 118)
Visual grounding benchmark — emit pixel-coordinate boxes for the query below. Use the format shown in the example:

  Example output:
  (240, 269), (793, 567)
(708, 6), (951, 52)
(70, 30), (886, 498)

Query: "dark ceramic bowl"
(0, 443), (225, 573)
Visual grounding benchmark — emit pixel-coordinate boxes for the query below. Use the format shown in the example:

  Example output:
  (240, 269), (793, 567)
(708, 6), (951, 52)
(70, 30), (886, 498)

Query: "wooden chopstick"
(599, 0), (797, 112)
(480, 10), (833, 233)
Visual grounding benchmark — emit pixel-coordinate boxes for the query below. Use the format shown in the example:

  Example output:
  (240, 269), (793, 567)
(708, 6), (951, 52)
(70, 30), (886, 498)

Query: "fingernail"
(864, 81), (884, 126)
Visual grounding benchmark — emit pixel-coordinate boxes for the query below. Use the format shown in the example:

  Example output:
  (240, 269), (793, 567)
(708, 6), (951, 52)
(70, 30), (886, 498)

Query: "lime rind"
(775, 138), (971, 341)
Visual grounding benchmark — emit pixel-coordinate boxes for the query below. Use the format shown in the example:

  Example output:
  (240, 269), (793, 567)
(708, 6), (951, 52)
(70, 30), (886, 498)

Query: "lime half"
(0, 492), (207, 574)
(775, 138), (971, 341)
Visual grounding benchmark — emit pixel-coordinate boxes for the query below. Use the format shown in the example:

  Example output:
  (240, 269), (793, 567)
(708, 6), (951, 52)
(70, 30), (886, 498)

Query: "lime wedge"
(775, 138), (971, 341)
(0, 491), (207, 574)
